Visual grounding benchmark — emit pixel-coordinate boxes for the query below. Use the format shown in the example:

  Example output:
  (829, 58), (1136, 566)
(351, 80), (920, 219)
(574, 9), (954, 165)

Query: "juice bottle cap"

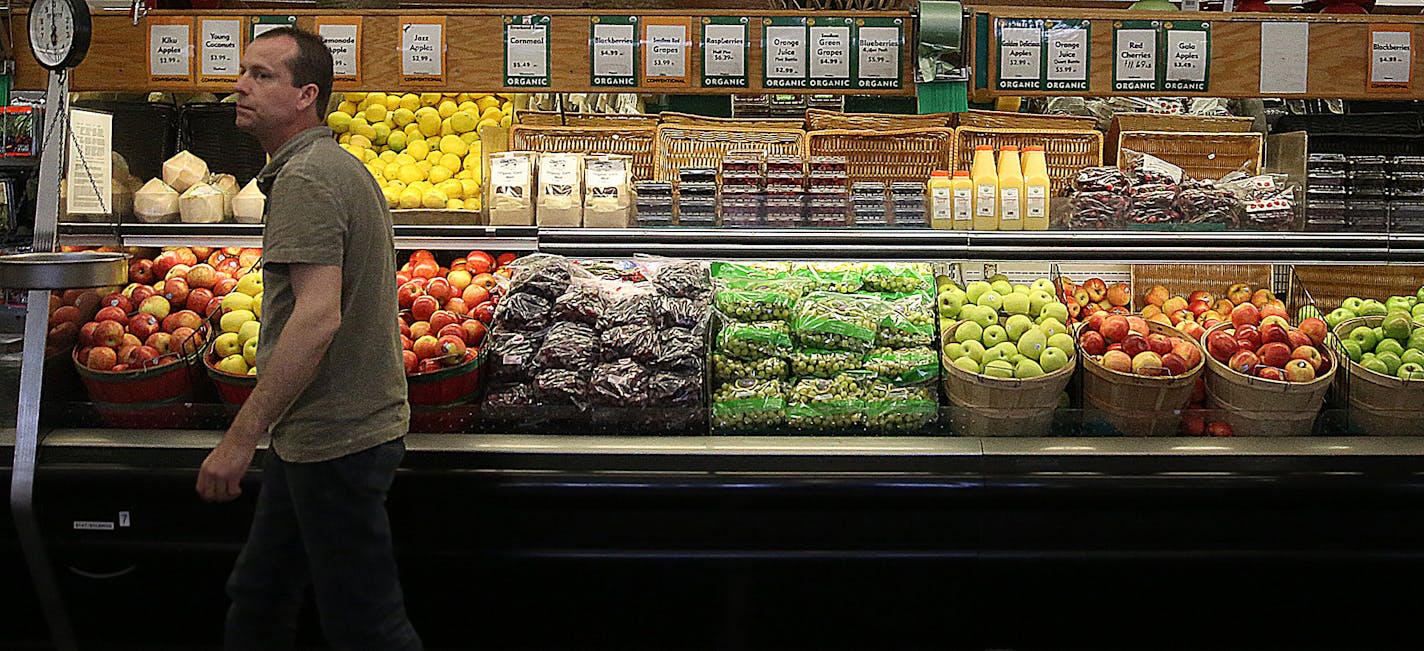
(1001, 146), (1019, 152)
(931, 170), (950, 177)
(1023, 146), (1045, 152)
(975, 145), (994, 151)
(953, 170), (971, 177)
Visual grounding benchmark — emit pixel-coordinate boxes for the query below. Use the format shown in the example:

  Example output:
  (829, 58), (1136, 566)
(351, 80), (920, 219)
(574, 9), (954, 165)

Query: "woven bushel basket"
(1202, 322), (1337, 437)
(941, 321), (1075, 437)
(1333, 316), (1424, 436)
(1079, 320), (1205, 437)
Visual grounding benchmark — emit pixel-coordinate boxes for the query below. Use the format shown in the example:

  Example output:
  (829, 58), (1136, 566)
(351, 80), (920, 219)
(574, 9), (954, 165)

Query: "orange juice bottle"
(970, 146), (999, 231)
(928, 170), (954, 229)
(997, 146), (1024, 231)
(1022, 146), (1051, 230)
(951, 171), (974, 230)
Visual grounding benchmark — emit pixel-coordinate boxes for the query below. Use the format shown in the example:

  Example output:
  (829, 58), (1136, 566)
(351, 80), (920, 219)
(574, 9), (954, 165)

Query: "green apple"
(943, 342), (966, 360)
(1340, 297), (1366, 315)
(980, 345), (1010, 366)
(982, 324), (1010, 348)
(1012, 284), (1032, 296)
(994, 341), (1020, 360)
(1349, 326), (1379, 353)
(1363, 352), (1377, 363)
(969, 305), (997, 329)
(953, 356), (980, 374)
(1014, 359), (1045, 379)
(1378, 351), (1403, 375)
(937, 288), (966, 318)
(1387, 296), (1414, 314)
(987, 273), (1010, 284)
(1017, 328), (1049, 361)
(1413, 303), (1424, 321)
(1002, 292), (1031, 316)
(1385, 312), (1415, 341)
(243, 338), (259, 367)
(955, 321), (984, 344)
(1296, 305), (1322, 322)
(976, 290), (1005, 312)
(1038, 302), (1069, 326)
(1032, 278), (1056, 294)
(1010, 354), (1027, 366)
(983, 359), (1016, 379)
(1028, 290), (1054, 318)
(1341, 339), (1364, 363)
(1005, 314), (1035, 341)
(1047, 333), (1076, 356)
(1326, 308), (1356, 330)
(936, 276), (960, 292)
(1361, 357), (1391, 376)
(939, 318), (957, 334)
(213, 332), (242, 358)
(961, 340), (986, 364)
(990, 279), (1013, 296)
(1040, 347), (1069, 374)
(1417, 285), (1424, 305)
(1399, 362), (1424, 381)
(1359, 300), (1388, 318)
(1377, 338), (1406, 359)
(1408, 328), (1424, 352)
(1401, 348), (1424, 369)
(1038, 318), (1067, 339)
(1375, 327), (1386, 343)
(216, 354), (249, 375)
(965, 281), (992, 304)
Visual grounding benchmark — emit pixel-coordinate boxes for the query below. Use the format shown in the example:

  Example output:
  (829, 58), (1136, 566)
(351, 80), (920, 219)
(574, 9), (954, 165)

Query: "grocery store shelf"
(55, 223), (540, 251)
(541, 228), (973, 260)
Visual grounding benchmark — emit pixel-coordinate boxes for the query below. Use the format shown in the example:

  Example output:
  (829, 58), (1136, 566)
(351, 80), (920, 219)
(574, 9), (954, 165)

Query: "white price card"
(765, 25), (808, 81)
(809, 22), (851, 84)
(1114, 26), (1158, 90)
(148, 19), (193, 83)
(856, 25), (900, 83)
(400, 20), (444, 81)
(592, 22), (636, 79)
(703, 22), (747, 81)
(198, 18), (241, 81)
(645, 24), (688, 79)
(1045, 21), (1089, 91)
(505, 17), (550, 86)
(1260, 22), (1309, 94)
(66, 109), (112, 216)
(317, 18), (362, 83)
(1166, 30), (1207, 83)
(1370, 29), (1412, 89)
(999, 25), (1043, 81)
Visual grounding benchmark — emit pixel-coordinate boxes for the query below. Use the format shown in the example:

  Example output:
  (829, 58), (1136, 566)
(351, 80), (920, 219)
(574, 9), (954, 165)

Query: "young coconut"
(232, 179), (266, 224)
(133, 178), (181, 223)
(161, 150), (208, 193)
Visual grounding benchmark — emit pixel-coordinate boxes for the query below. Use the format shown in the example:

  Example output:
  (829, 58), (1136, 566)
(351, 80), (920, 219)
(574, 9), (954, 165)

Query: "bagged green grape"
(790, 262), (865, 293)
(862, 262), (933, 294)
(792, 291), (886, 353)
(716, 321), (794, 361)
(711, 261), (791, 280)
(785, 372), (873, 431)
(713, 353), (789, 383)
(788, 348), (864, 378)
(877, 294), (936, 348)
(863, 346), (939, 385)
(711, 379), (787, 431)
(714, 289), (794, 322)
(718, 277), (813, 301)
(864, 382), (939, 433)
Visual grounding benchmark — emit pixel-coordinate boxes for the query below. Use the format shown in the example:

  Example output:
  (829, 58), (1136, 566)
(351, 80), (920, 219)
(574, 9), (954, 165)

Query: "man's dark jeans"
(224, 438), (422, 651)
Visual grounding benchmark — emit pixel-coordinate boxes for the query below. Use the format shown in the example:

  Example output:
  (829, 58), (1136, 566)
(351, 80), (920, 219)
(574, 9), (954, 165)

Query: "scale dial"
(28, 0), (92, 71)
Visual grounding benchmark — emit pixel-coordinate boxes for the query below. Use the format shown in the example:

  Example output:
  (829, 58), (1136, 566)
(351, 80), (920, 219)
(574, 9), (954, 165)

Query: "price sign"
(400, 17), (445, 85)
(504, 15), (551, 88)
(763, 17), (809, 89)
(250, 15), (295, 41)
(996, 18), (1045, 91)
(808, 17), (853, 88)
(855, 17), (902, 90)
(591, 16), (638, 87)
(316, 17), (363, 85)
(642, 17), (691, 88)
(701, 17), (749, 88)
(1163, 21), (1210, 92)
(1113, 20), (1160, 92)
(1045, 19), (1090, 92)
(1370, 28), (1412, 91)
(66, 109), (112, 216)
(1260, 22), (1309, 95)
(198, 17), (242, 84)
(148, 17), (194, 85)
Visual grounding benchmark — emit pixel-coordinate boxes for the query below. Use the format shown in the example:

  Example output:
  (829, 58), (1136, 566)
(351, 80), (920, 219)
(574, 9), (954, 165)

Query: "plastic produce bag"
(589, 358), (653, 407)
(488, 330), (544, 380)
(863, 383), (939, 433)
(877, 294), (935, 348)
(533, 368), (588, 407)
(713, 353), (789, 382)
(534, 322), (601, 371)
(1128, 183), (1181, 224)
(711, 379), (787, 431)
(601, 324), (659, 363)
(1224, 174), (1299, 231)
(717, 321), (794, 361)
(552, 281), (607, 326)
(1069, 191), (1130, 230)
(714, 288), (796, 323)
(494, 292), (553, 332)
(790, 262), (865, 293)
(863, 347), (939, 385)
(657, 327), (704, 372)
(598, 292), (657, 330)
(710, 261), (791, 280)
(654, 296), (708, 330)
(785, 372), (872, 431)
(861, 263), (933, 294)
(508, 254), (575, 300)
(1175, 183), (1243, 225)
(646, 371), (702, 406)
(645, 258), (711, 300)
(792, 291), (886, 353)
(788, 349), (863, 378)
(485, 383), (535, 407)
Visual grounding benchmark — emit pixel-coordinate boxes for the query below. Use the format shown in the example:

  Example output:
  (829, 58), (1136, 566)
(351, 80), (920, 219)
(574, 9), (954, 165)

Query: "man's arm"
(197, 263), (344, 502)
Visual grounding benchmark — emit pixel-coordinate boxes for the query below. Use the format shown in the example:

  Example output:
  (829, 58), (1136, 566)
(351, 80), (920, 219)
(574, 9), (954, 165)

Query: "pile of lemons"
(326, 92), (515, 212)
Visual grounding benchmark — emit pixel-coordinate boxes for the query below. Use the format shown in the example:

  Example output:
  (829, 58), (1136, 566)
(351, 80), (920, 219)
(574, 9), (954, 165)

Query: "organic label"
(592, 17), (638, 86)
(1163, 21), (1210, 92)
(809, 19), (852, 88)
(976, 184), (996, 217)
(1045, 19), (1090, 91)
(855, 20), (901, 89)
(764, 18), (809, 89)
(1000, 187), (1021, 221)
(1026, 186), (1047, 219)
(1113, 21), (1159, 92)
(250, 15), (295, 41)
(953, 187), (972, 226)
(931, 186), (952, 224)
(702, 18), (749, 87)
(505, 15), (551, 87)
(997, 19), (1044, 91)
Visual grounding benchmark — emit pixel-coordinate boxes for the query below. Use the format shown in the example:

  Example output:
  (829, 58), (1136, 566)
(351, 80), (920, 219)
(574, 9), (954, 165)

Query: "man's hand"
(197, 438), (257, 502)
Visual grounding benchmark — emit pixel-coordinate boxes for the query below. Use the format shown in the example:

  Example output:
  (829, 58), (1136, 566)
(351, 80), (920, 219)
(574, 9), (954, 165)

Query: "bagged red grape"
(657, 327), (704, 371)
(485, 383), (535, 407)
(646, 259), (711, 300)
(534, 322), (601, 371)
(589, 358), (653, 407)
(533, 368), (588, 406)
(552, 282), (606, 326)
(646, 371), (702, 406)
(1069, 191), (1130, 230)
(653, 296), (708, 330)
(488, 330), (543, 380)
(1174, 185), (1241, 225)
(598, 293), (657, 330)
(1128, 183), (1180, 224)
(494, 292), (552, 331)
(601, 324), (659, 363)
(509, 255), (573, 299)
(1071, 167), (1131, 194)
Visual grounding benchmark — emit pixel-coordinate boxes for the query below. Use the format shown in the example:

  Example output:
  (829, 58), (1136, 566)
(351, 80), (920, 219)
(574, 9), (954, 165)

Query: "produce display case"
(13, 3), (1424, 650)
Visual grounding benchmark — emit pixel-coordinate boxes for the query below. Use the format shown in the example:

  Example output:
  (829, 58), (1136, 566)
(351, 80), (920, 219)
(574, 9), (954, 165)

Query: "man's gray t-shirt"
(255, 125), (408, 462)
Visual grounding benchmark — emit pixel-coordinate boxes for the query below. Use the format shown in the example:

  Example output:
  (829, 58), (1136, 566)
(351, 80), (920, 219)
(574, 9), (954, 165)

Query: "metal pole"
(10, 69), (79, 651)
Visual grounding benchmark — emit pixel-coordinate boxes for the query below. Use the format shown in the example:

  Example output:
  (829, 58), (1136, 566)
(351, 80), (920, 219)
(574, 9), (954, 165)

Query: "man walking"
(196, 27), (421, 651)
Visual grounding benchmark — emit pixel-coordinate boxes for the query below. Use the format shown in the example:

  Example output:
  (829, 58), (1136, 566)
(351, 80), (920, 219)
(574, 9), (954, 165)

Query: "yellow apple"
(213, 332), (242, 358)
(237, 319), (260, 346)
(216, 354), (249, 375)
(220, 309), (256, 334)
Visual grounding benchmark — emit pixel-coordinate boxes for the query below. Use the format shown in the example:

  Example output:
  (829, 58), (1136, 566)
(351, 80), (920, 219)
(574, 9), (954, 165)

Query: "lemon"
(446, 198), (465, 210)
(427, 136), (442, 151)
(460, 132), (481, 146)
(398, 188), (422, 209)
(466, 196), (482, 211)
(385, 131), (407, 153)
(480, 107), (503, 122)
(437, 135), (468, 158)
(419, 93), (441, 107)
(363, 149), (379, 163)
(382, 185), (401, 208)
(397, 164), (426, 185)
(337, 101), (358, 116)
(501, 100), (513, 114)
(457, 102), (479, 116)
(434, 153), (459, 174)
(455, 170), (471, 180)
(327, 111), (352, 133)
(476, 96), (499, 112)
(366, 92), (387, 109)
(477, 117), (500, 130)
(405, 138), (430, 161)
(338, 133), (351, 145)
(437, 179), (465, 199)
(463, 154), (482, 173)
(404, 123), (422, 139)
(428, 165), (452, 185)
(437, 100), (458, 119)
(399, 93), (420, 111)
(416, 160), (434, 175)
(439, 118), (455, 137)
(365, 103), (387, 124)
(460, 179), (480, 198)
(354, 109), (367, 122)
(409, 180), (433, 193)
(394, 153), (417, 166)
(349, 134), (372, 150)
(379, 150), (398, 163)
(392, 107), (416, 127)
(371, 122), (390, 145)
(421, 188), (448, 209)
(343, 92), (367, 104)
(385, 95), (400, 111)
(425, 150), (443, 164)
(500, 115), (512, 128)
(382, 164), (403, 181)
(386, 180), (406, 192)
(416, 110), (441, 137)
(449, 109), (478, 133)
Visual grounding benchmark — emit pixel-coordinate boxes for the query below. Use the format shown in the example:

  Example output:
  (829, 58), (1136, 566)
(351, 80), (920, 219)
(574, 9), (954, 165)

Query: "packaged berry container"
(721, 196), (764, 227)
(634, 181), (674, 198)
(1307, 153), (1349, 173)
(1347, 156), (1390, 173)
(1394, 172), (1424, 196)
(678, 167), (718, 182)
(1391, 199), (1424, 232)
(1392, 156), (1424, 174)
(1347, 199), (1390, 230)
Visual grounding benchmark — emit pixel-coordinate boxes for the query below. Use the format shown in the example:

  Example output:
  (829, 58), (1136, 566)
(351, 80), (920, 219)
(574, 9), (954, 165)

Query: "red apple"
(470, 273), (499, 292)
(100, 292), (132, 313)
(1251, 289), (1275, 309)
(1189, 290), (1214, 305)
(1102, 350), (1133, 373)
(1287, 330), (1313, 351)
(212, 277), (238, 297)
(161, 278), (190, 306)
(95, 305), (128, 326)
(1126, 316), (1150, 337)
(47, 322), (79, 349)
(151, 251), (181, 279)
(1190, 377), (1207, 404)
(1162, 296), (1188, 317)
(1226, 283), (1251, 306)
(1208, 420), (1234, 437)
(1106, 343), (1123, 353)
(93, 320), (125, 348)
(110, 364), (130, 373)
(115, 343), (140, 366)
(172, 247), (198, 266)
(1131, 351), (1165, 376)
(131, 345), (161, 367)
(1188, 300), (1212, 318)
(437, 334), (467, 362)
(428, 310), (460, 333)
(1291, 345), (1324, 371)
(1101, 315), (1130, 343)
(470, 302), (495, 324)
(73, 290), (101, 321)
(1141, 304), (1162, 320)
(165, 264), (191, 281)
(496, 252), (517, 268)
(444, 297), (468, 315)
(425, 277), (454, 304)
(411, 295), (440, 322)
(466, 251), (497, 275)
(409, 321), (431, 341)
(1144, 285), (1170, 307)
(1299, 318), (1329, 347)
(402, 350), (419, 374)
(1260, 323), (1291, 346)
(437, 324), (465, 342)
(190, 246), (213, 262)
(138, 295), (172, 321)
(398, 320), (412, 339)
(1066, 302), (1082, 320)
(460, 319), (488, 347)
(1083, 311), (1106, 334)
(1147, 313), (1173, 327)
(1256, 366), (1285, 381)
(1082, 303), (1102, 318)
(127, 313), (160, 339)
(1260, 315), (1291, 332)
(1147, 333), (1174, 356)
(129, 259), (155, 285)
(1259, 342), (1293, 368)
(412, 335), (441, 360)
(1106, 283), (1132, 308)
(50, 305), (81, 326)
(1180, 413), (1206, 436)
(1122, 333), (1150, 358)
(144, 332), (174, 355)
(185, 263), (219, 289)
(86, 346), (117, 371)
(1080, 330), (1107, 356)
(1181, 321), (1207, 342)
(1172, 339), (1203, 370)
(1161, 352), (1189, 377)
(1228, 350), (1261, 375)
(1230, 303), (1260, 330)
(79, 321), (100, 347)
(204, 297), (224, 318)
(417, 358), (443, 374)
(400, 335), (413, 351)
(170, 326), (203, 355)
(121, 333), (142, 349)
(185, 288), (214, 314)
(1260, 303), (1289, 322)
(1213, 299), (1235, 316)
(1235, 325), (1262, 352)
(397, 282), (425, 310)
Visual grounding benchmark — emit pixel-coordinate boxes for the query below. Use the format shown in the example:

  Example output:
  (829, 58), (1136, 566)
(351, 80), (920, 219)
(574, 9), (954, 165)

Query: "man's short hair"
(253, 27), (334, 117)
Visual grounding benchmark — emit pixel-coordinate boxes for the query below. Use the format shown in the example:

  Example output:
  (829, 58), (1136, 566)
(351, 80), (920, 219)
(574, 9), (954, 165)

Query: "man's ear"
(297, 84), (320, 114)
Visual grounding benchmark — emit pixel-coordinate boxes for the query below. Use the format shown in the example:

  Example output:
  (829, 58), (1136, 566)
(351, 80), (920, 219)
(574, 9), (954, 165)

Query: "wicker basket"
(805, 109), (956, 131)
(940, 322), (1075, 437)
(954, 127), (1103, 195)
(805, 128), (955, 185)
(1106, 112), (1256, 161)
(659, 112), (806, 131)
(654, 125), (806, 181)
(1293, 265), (1424, 312)
(514, 109), (563, 126)
(958, 110), (1097, 132)
(1202, 322), (1337, 437)
(1130, 264), (1274, 313)
(1117, 131), (1264, 182)
(563, 113), (661, 128)
(1332, 316), (1424, 436)
(509, 124), (658, 182)
(1079, 320), (1206, 437)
